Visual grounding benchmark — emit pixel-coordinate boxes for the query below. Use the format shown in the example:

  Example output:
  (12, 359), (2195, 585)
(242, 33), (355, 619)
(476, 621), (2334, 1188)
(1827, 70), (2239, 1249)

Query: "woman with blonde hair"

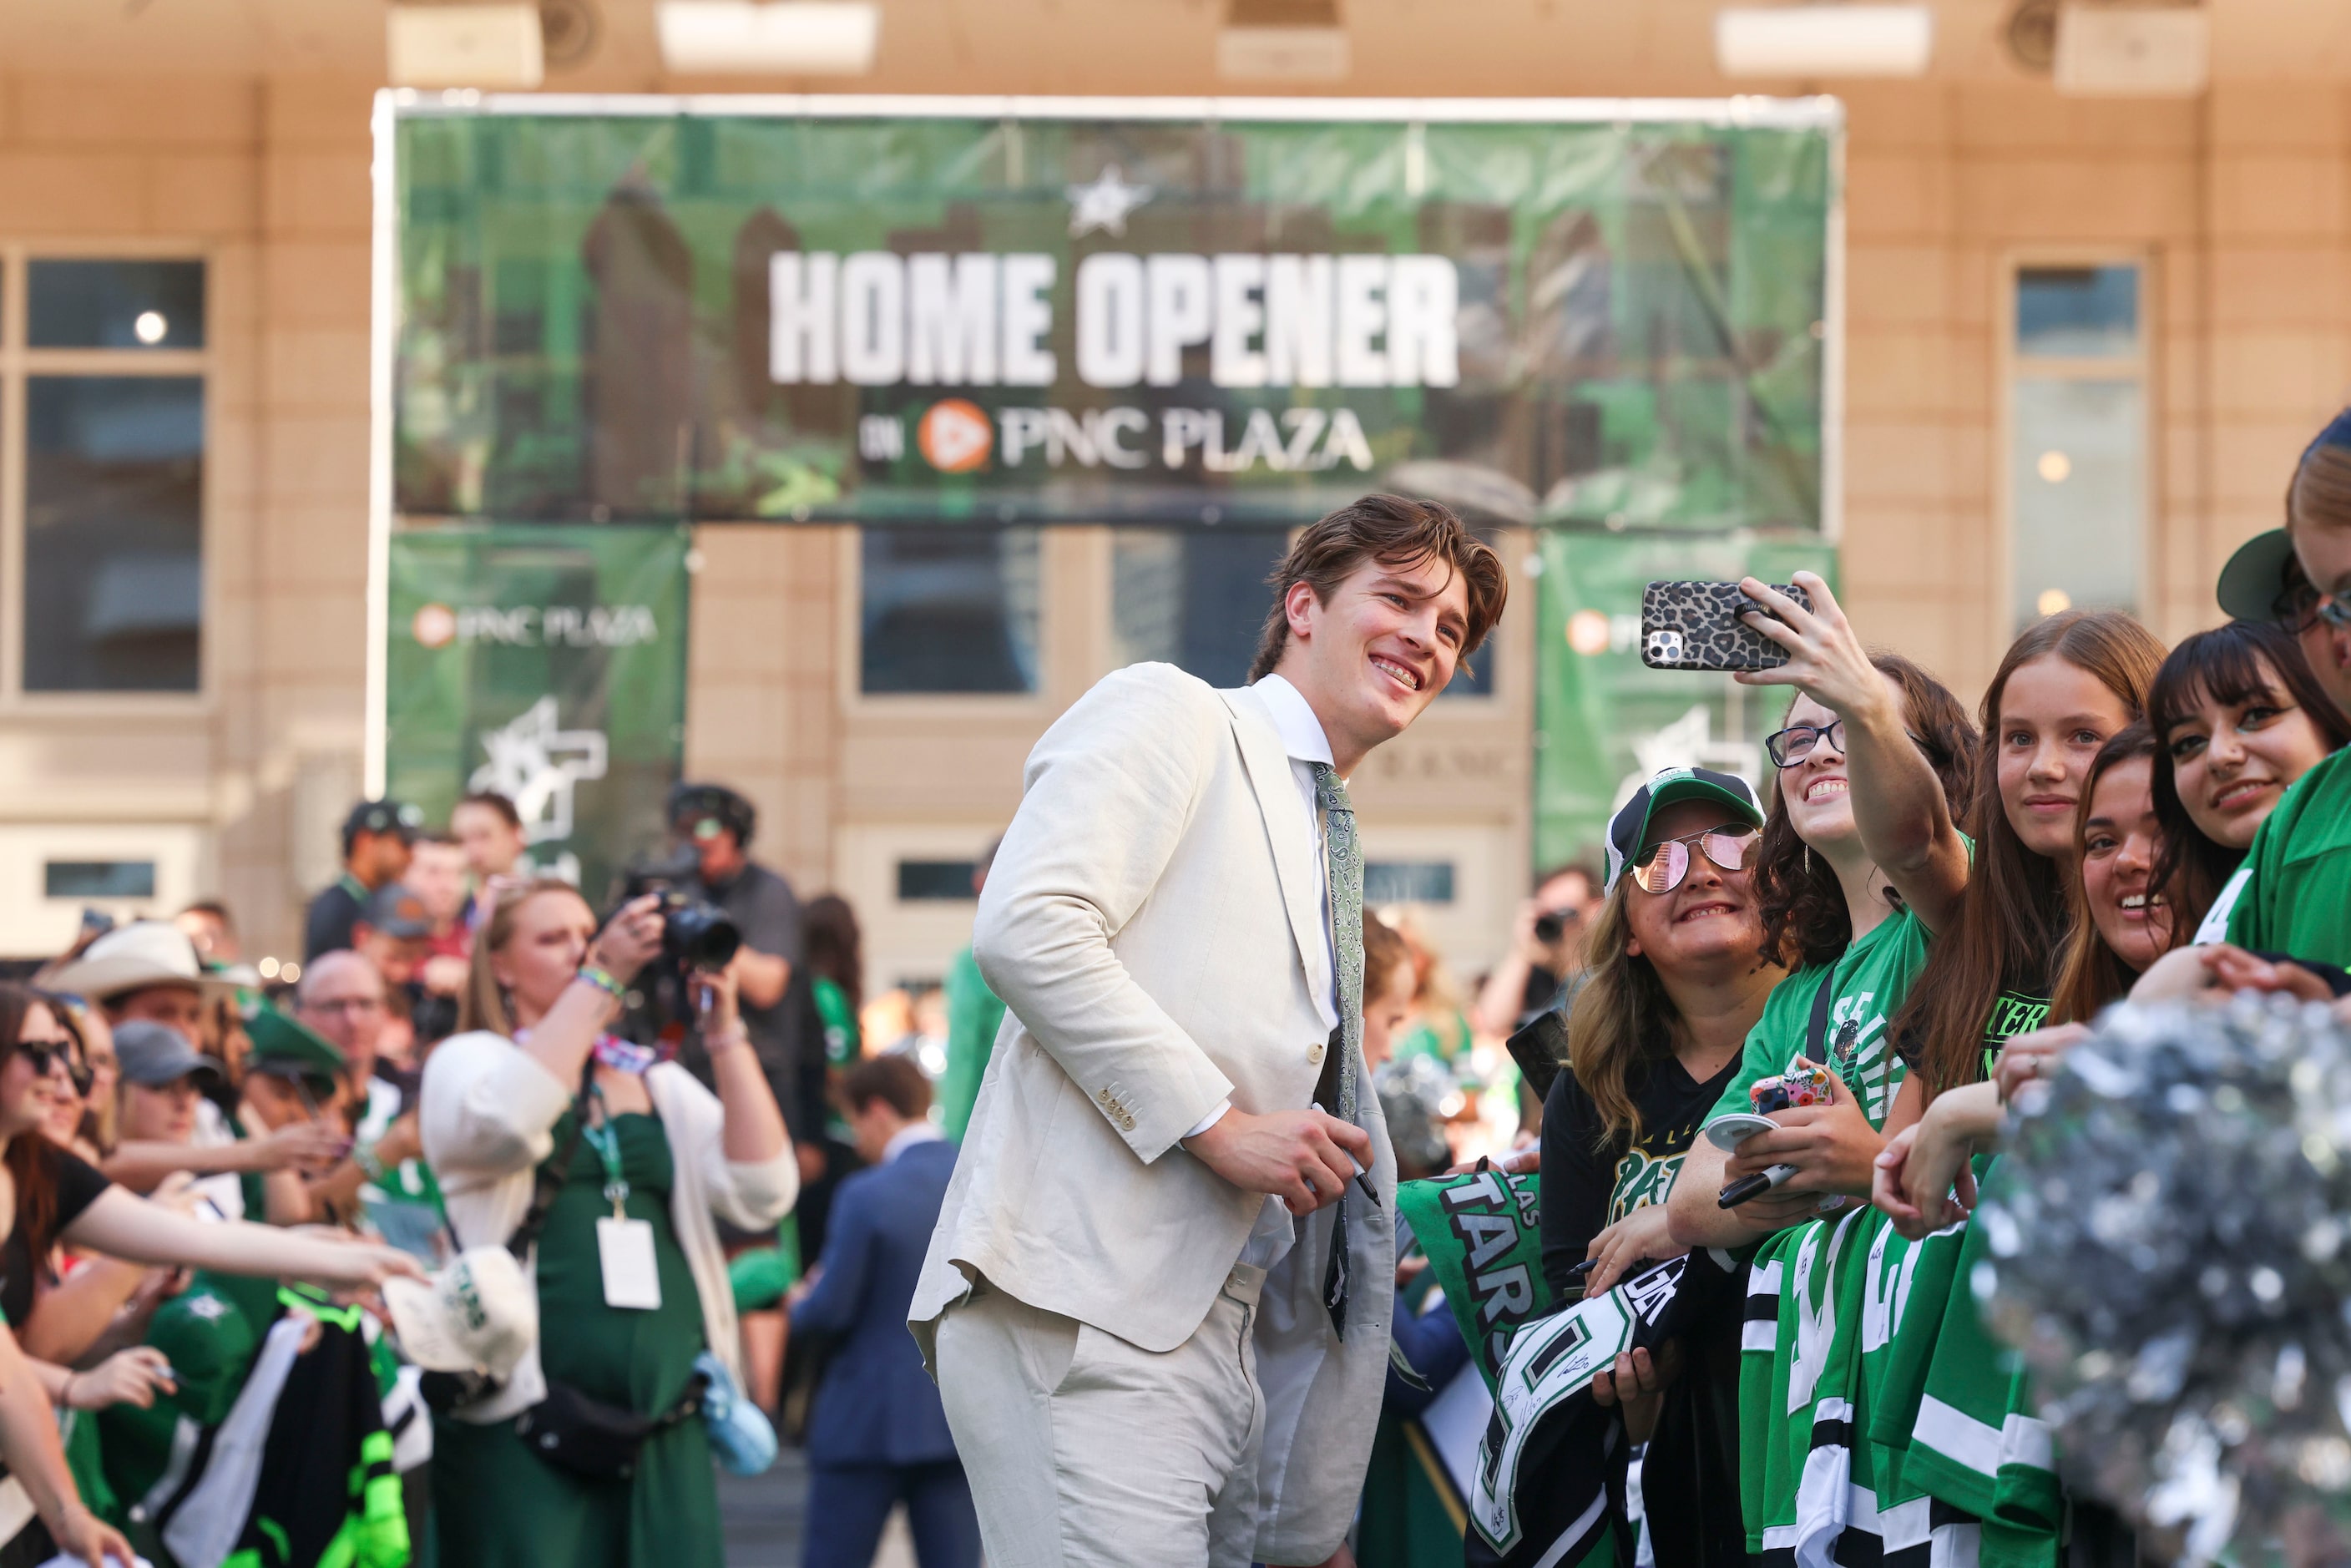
(426, 878), (796, 1567)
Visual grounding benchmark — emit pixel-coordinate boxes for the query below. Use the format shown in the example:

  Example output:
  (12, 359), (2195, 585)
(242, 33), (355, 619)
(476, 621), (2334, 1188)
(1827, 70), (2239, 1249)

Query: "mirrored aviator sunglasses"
(1631, 828), (1759, 895)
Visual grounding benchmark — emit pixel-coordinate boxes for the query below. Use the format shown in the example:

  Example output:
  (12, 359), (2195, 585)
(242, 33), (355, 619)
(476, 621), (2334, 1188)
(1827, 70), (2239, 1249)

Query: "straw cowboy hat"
(49, 920), (240, 1003)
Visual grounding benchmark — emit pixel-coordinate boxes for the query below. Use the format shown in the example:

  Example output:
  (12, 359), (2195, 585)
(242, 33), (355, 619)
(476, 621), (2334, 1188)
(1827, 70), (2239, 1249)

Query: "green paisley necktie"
(1311, 761), (1364, 1335)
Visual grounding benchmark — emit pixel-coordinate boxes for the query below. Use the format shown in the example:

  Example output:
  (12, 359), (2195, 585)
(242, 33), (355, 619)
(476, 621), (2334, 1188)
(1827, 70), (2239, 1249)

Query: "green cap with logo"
(1602, 766), (1766, 893)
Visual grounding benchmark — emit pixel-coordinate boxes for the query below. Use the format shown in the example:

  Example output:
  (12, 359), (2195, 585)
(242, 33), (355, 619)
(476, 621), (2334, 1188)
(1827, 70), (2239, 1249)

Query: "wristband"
(574, 965), (627, 1004)
(703, 1024), (751, 1054)
(356, 1140), (387, 1183)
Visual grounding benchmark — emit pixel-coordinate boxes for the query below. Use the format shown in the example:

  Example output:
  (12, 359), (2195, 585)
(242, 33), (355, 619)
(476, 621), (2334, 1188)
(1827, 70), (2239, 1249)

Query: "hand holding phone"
(1641, 581), (1814, 672)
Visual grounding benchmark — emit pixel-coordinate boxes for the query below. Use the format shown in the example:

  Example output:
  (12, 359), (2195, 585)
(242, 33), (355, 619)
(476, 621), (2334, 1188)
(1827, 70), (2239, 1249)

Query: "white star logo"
(185, 1293), (229, 1322)
(468, 695), (609, 847)
(1066, 164), (1153, 238)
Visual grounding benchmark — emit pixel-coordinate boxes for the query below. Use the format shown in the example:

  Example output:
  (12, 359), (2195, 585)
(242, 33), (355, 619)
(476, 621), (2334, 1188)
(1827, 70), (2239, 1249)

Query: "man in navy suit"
(789, 1055), (978, 1568)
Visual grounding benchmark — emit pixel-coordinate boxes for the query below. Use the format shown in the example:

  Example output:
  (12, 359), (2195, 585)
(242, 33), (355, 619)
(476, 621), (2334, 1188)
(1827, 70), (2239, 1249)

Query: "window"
(860, 527), (1040, 695)
(2008, 263), (2146, 632)
(896, 859), (978, 901)
(3, 255), (207, 694)
(1365, 860), (1455, 904)
(1110, 527), (1494, 696)
(1110, 529), (1286, 688)
(43, 859), (156, 899)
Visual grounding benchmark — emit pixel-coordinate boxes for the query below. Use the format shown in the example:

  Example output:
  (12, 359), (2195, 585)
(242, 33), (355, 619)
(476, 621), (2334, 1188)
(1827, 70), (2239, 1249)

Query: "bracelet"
(355, 1140), (387, 1183)
(703, 1024), (751, 1054)
(574, 965), (627, 1004)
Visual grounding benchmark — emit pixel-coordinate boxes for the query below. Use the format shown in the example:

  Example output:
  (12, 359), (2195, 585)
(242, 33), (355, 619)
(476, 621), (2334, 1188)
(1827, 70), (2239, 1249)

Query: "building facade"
(0, 0), (2343, 990)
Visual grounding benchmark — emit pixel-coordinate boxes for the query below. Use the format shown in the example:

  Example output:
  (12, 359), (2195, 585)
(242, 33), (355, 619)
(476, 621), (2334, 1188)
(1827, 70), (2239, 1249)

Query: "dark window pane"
(897, 860), (978, 901)
(1113, 527), (1496, 697)
(1365, 861), (1455, 904)
(44, 860), (155, 899)
(2016, 266), (2137, 359)
(25, 377), (204, 692)
(29, 260), (205, 350)
(860, 528), (1039, 695)
(1110, 529), (1286, 689)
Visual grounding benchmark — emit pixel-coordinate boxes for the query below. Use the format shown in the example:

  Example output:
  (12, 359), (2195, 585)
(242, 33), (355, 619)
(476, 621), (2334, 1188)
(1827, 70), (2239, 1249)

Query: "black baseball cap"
(2215, 530), (2309, 625)
(1602, 767), (1766, 893)
(342, 799), (422, 847)
(668, 781), (755, 847)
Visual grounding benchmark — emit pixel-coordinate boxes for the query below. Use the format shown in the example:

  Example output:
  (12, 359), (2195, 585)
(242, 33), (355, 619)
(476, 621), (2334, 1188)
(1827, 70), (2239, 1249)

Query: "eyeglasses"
(1765, 720), (1844, 768)
(304, 995), (384, 1017)
(1630, 827), (1758, 895)
(2318, 593), (2351, 632)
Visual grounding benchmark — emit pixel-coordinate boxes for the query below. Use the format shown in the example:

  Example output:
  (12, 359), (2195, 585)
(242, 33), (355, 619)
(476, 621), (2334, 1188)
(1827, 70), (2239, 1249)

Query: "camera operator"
(668, 784), (826, 1187)
(1474, 862), (1604, 1034)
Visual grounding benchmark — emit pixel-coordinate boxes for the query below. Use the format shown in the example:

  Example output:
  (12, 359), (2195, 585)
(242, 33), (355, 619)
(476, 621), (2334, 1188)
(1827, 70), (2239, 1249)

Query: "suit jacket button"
(1307, 1042), (1324, 1065)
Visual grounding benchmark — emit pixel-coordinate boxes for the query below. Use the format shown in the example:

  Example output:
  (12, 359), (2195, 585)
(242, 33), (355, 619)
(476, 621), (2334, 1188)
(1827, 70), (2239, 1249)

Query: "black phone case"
(1639, 580), (1813, 671)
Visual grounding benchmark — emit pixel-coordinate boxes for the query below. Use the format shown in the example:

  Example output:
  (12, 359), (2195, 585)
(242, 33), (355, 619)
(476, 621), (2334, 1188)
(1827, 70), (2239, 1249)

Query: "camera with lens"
(610, 847), (743, 1045)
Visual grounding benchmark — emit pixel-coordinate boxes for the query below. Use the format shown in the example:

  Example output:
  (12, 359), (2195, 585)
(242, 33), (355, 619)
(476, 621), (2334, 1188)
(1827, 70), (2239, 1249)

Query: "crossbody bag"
(420, 1060), (705, 1483)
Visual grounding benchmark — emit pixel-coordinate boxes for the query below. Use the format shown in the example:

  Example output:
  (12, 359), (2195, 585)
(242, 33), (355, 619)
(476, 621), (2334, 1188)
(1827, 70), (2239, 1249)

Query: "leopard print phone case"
(1639, 580), (1813, 671)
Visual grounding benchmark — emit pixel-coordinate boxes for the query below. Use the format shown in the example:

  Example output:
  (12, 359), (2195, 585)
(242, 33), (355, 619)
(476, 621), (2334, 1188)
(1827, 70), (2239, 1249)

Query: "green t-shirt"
(813, 976), (860, 1068)
(2227, 744), (2351, 968)
(1711, 905), (1935, 1133)
(939, 944), (1008, 1145)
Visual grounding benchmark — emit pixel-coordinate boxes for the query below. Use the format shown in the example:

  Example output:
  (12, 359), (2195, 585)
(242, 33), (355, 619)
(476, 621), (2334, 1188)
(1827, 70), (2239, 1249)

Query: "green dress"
(431, 1112), (720, 1568)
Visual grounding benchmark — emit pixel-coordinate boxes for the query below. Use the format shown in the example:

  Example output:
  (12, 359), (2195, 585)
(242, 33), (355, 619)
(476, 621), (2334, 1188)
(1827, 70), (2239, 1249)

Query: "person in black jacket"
(1534, 768), (1784, 1567)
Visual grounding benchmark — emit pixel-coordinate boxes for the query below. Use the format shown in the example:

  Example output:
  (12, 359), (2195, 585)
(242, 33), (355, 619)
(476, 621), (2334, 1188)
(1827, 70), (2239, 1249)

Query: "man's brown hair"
(842, 1053), (931, 1122)
(1246, 494), (1509, 684)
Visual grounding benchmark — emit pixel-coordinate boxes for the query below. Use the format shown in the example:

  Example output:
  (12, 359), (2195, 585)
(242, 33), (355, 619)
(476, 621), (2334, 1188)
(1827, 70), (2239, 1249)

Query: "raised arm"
(1737, 573), (1970, 933)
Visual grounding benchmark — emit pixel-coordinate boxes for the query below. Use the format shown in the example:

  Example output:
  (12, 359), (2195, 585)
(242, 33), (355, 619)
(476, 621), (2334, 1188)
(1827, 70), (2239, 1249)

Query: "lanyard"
(580, 1085), (631, 1221)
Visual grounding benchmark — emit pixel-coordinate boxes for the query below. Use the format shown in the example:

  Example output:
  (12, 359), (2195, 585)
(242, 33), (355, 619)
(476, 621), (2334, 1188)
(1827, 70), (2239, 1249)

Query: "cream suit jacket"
(909, 661), (1396, 1562)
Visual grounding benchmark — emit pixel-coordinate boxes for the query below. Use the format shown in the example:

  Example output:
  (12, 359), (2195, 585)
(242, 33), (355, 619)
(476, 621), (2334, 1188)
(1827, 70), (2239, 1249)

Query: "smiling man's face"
(1275, 552), (1471, 773)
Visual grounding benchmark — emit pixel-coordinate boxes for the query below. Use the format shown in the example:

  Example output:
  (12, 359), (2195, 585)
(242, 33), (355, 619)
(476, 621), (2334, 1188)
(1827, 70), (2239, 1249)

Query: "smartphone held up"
(1639, 580), (1813, 672)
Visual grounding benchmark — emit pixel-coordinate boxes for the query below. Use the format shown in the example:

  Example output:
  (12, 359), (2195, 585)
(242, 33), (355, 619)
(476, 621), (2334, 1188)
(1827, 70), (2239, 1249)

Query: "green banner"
(1532, 530), (1838, 871)
(391, 103), (1833, 529)
(385, 525), (690, 903)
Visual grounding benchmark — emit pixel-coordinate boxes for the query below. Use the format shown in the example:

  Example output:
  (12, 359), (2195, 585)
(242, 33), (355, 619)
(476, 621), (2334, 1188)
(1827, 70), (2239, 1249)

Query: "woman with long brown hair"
(1666, 578), (1979, 1252)
(1533, 768), (1777, 1566)
(1886, 609), (2166, 1120)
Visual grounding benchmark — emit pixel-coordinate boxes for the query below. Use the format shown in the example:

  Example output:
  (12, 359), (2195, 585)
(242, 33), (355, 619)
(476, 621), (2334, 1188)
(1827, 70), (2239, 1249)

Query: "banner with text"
(1532, 530), (1838, 872)
(391, 102), (1833, 529)
(385, 525), (690, 903)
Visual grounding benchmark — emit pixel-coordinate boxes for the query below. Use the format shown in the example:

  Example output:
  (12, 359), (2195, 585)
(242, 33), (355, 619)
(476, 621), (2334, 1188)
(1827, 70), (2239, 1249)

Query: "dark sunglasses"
(18, 1041), (90, 1095)
(1631, 827), (1758, 895)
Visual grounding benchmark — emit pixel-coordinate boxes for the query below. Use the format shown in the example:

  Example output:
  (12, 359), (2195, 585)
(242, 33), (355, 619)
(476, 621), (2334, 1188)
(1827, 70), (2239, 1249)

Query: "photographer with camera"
(665, 784), (827, 1189)
(1474, 862), (1604, 1035)
(422, 878), (796, 1567)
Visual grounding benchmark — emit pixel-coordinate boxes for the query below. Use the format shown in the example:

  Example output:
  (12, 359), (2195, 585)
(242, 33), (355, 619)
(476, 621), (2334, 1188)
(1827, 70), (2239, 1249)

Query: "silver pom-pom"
(1979, 994), (2351, 1565)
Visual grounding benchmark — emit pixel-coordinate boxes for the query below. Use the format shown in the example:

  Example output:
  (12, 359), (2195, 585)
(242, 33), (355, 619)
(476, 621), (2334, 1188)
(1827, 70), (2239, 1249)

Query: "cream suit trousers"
(934, 1267), (1269, 1568)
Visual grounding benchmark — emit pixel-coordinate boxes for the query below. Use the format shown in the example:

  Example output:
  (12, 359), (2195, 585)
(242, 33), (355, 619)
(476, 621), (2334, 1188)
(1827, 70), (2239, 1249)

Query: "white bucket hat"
(48, 920), (236, 1004)
(382, 1247), (538, 1379)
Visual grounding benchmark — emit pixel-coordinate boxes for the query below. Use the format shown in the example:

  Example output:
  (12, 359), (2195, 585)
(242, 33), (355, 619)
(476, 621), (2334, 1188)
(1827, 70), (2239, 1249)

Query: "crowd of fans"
(0, 413), (2343, 1568)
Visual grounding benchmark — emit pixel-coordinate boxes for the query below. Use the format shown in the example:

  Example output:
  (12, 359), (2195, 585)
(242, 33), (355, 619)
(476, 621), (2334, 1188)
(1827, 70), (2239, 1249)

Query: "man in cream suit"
(910, 495), (1509, 1567)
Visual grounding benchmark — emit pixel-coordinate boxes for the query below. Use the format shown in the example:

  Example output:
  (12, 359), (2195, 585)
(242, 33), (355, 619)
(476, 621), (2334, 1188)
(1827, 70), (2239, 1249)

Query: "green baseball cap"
(1602, 767), (1765, 893)
(243, 1004), (345, 1077)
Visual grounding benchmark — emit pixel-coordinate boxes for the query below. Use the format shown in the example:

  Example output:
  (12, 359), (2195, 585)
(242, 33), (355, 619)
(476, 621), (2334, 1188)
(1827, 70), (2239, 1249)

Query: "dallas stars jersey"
(1741, 1205), (1984, 1567)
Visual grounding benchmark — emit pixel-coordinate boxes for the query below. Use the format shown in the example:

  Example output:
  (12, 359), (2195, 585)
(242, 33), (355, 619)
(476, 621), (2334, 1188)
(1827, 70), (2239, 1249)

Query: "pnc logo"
(918, 399), (993, 473)
(412, 602), (458, 649)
